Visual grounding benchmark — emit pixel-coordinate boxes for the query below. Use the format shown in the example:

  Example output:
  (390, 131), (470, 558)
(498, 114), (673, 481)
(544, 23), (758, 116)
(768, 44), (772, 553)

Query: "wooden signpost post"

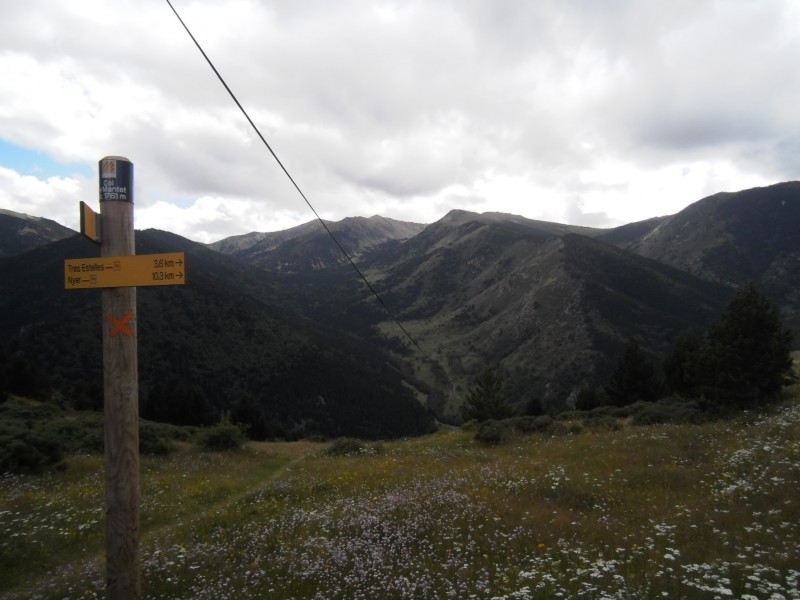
(99, 156), (140, 600)
(65, 156), (186, 600)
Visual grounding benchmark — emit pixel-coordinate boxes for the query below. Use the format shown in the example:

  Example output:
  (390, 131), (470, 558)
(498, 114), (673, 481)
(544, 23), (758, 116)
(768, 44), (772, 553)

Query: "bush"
(628, 398), (708, 426)
(325, 438), (366, 456)
(587, 405), (625, 419)
(474, 415), (573, 445)
(139, 422), (175, 456)
(514, 415), (555, 434)
(475, 419), (514, 446)
(585, 415), (622, 432)
(475, 420), (516, 445)
(566, 421), (584, 435)
(196, 419), (246, 451)
(42, 417), (103, 454)
(0, 430), (62, 473)
(0, 396), (197, 472)
(140, 420), (193, 455)
(1, 399), (71, 473)
(460, 419), (479, 432)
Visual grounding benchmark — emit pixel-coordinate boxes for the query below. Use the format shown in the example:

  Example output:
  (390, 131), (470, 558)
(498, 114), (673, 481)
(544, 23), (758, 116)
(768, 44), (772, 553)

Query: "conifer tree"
(462, 368), (514, 423)
(606, 338), (660, 406)
(663, 329), (704, 397)
(702, 283), (793, 409)
(143, 376), (215, 426)
(231, 391), (270, 440)
(575, 385), (607, 411)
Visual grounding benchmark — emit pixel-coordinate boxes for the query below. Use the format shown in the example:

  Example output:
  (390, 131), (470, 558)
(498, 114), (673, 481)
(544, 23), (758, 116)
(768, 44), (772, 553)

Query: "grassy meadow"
(2, 391), (800, 599)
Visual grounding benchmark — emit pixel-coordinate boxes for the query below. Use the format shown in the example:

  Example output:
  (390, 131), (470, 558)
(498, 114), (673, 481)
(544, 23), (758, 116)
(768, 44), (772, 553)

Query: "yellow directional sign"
(65, 252), (186, 289)
(80, 201), (100, 243)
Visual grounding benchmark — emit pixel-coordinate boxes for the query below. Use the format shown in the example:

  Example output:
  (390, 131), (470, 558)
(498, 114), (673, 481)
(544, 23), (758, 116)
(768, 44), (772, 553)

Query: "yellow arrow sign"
(65, 252), (186, 289)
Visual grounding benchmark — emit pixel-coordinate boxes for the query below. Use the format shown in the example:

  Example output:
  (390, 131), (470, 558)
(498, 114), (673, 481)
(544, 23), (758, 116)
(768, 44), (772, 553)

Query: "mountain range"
(1, 181), (798, 431)
(0, 209), (73, 257)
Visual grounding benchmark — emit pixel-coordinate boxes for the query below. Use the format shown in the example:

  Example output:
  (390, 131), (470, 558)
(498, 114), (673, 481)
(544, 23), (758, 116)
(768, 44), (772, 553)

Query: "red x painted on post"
(107, 313), (134, 337)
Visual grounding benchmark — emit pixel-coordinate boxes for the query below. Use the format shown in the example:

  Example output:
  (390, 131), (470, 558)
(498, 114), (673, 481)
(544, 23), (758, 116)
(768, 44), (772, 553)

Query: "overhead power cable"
(164, 0), (428, 357)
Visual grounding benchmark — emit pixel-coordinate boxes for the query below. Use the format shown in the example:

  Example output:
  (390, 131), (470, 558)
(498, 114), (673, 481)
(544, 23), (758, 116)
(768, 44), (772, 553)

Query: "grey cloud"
(563, 196), (615, 228)
(1, 0), (798, 239)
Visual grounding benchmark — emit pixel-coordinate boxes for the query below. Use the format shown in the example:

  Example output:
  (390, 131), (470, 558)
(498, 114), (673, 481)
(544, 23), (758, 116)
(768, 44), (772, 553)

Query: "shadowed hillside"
(0, 231), (435, 439)
(603, 181), (800, 340)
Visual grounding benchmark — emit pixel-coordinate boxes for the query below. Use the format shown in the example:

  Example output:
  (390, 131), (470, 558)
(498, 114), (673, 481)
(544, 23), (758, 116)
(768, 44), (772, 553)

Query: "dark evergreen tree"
(6, 354), (48, 400)
(462, 368), (514, 423)
(663, 329), (704, 397)
(575, 385), (607, 411)
(606, 339), (660, 406)
(524, 396), (546, 416)
(702, 283), (793, 409)
(69, 379), (103, 411)
(142, 376), (215, 426)
(230, 391), (270, 440)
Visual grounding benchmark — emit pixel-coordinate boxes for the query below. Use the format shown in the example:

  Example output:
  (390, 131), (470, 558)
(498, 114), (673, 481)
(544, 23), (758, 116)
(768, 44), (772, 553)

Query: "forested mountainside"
(2, 181), (797, 426)
(0, 231), (434, 439)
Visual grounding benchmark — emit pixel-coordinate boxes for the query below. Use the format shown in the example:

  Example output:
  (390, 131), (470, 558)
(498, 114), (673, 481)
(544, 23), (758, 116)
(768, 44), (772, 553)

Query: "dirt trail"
(142, 449), (310, 545)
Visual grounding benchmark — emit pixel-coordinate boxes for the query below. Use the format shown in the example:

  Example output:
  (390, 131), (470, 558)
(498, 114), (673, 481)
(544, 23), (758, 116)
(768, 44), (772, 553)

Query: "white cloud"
(0, 167), (89, 229)
(135, 195), (307, 244)
(0, 0), (798, 243)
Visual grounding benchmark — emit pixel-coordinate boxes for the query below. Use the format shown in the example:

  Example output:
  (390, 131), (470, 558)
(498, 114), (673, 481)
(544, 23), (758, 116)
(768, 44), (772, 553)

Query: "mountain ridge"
(211, 215), (425, 273)
(2, 181), (798, 428)
(204, 182), (797, 418)
(0, 209), (74, 257)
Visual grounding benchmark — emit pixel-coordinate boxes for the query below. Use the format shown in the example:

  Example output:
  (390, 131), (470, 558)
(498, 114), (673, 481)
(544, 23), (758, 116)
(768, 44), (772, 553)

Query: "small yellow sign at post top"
(80, 201), (100, 243)
(65, 252), (186, 289)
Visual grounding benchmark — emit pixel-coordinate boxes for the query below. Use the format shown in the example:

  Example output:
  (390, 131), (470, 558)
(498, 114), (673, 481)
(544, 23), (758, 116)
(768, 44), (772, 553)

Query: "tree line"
(3, 283), (795, 437)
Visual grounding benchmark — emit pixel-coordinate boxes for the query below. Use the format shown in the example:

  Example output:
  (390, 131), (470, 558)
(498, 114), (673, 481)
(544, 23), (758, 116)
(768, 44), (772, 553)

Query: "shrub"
(0, 431), (62, 473)
(42, 418), (103, 454)
(588, 405), (624, 419)
(628, 398), (708, 426)
(566, 421), (583, 434)
(1, 399), (71, 473)
(460, 419), (479, 431)
(585, 415), (622, 432)
(325, 438), (366, 456)
(139, 422), (176, 456)
(475, 420), (515, 445)
(196, 419), (246, 451)
(514, 415), (555, 434)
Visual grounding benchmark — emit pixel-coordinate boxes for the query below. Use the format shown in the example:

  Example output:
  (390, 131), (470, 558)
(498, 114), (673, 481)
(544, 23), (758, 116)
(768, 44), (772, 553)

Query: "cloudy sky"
(1, 0), (798, 243)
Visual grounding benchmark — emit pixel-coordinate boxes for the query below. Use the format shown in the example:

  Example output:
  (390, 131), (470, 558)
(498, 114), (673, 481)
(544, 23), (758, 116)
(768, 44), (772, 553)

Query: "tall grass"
(2, 392), (799, 599)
